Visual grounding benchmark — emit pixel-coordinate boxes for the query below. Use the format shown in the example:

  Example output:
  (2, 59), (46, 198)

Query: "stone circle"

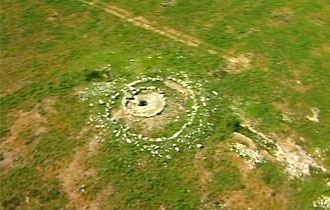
(79, 66), (214, 158)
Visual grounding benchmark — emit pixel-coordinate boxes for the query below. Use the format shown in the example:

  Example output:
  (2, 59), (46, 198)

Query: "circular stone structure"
(79, 71), (214, 158)
(123, 90), (166, 118)
(114, 76), (200, 142)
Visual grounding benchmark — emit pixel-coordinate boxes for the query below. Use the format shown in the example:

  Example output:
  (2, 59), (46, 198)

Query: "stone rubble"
(232, 143), (266, 164)
(313, 195), (330, 209)
(239, 124), (326, 177)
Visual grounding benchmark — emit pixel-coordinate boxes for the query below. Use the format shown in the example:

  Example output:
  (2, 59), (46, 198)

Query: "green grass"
(291, 174), (330, 210)
(259, 162), (286, 185)
(1, 0), (329, 209)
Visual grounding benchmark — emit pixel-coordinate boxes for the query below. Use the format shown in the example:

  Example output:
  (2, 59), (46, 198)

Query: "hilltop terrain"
(1, 0), (330, 209)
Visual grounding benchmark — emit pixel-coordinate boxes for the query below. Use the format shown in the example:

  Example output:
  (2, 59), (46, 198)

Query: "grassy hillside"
(1, 0), (329, 209)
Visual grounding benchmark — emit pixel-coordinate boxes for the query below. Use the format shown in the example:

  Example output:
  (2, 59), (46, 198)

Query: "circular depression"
(123, 90), (166, 118)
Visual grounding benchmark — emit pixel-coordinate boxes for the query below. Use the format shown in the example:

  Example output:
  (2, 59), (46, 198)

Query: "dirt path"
(77, 0), (218, 54)
(58, 127), (105, 210)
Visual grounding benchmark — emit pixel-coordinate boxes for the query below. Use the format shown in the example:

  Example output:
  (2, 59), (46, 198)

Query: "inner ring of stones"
(123, 90), (166, 118)
(111, 76), (199, 142)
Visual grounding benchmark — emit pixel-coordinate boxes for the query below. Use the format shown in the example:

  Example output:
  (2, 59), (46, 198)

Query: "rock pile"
(313, 195), (330, 209)
(232, 143), (266, 164)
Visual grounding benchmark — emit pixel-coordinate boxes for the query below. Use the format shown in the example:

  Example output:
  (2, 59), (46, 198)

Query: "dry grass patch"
(58, 126), (106, 210)
(273, 101), (297, 122)
(221, 48), (270, 74)
(194, 140), (289, 209)
(313, 44), (330, 57)
(222, 173), (288, 210)
(223, 54), (252, 74)
(294, 80), (313, 94)
(215, 141), (288, 210)
(0, 108), (48, 169)
(269, 7), (295, 26)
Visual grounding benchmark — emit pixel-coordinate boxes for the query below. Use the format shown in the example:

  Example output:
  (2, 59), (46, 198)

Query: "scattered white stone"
(275, 140), (325, 177)
(326, 178), (330, 187)
(239, 126), (326, 177)
(233, 143), (265, 164)
(98, 100), (106, 105)
(313, 195), (330, 209)
(80, 72), (212, 158)
(196, 144), (204, 149)
(212, 91), (218, 96)
(115, 131), (120, 137)
(306, 107), (320, 123)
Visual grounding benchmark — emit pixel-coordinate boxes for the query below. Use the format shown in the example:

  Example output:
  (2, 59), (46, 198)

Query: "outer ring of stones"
(111, 76), (199, 142)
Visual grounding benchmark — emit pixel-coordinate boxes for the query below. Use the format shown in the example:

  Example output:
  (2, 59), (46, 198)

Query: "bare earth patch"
(111, 78), (192, 138)
(222, 174), (288, 210)
(238, 123), (327, 177)
(113, 92), (187, 137)
(164, 80), (190, 95)
(217, 142), (288, 209)
(275, 136), (326, 177)
(229, 106), (327, 178)
(193, 150), (217, 209)
(294, 80), (313, 94)
(269, 7), (295, 26)
(0, 109), (48, 169)
(41, 97), (58, 114)
(224, 54), (252, 74)
(313, 44), (330, 57)
(58, 126), (107, 210)
(273, 101), (296, 123)
(195, 141), (288, 210)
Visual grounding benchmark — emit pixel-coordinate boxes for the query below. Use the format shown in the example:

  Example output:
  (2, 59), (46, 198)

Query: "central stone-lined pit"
(123, 90), (166, 118)
(138, 100), (148, 107)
